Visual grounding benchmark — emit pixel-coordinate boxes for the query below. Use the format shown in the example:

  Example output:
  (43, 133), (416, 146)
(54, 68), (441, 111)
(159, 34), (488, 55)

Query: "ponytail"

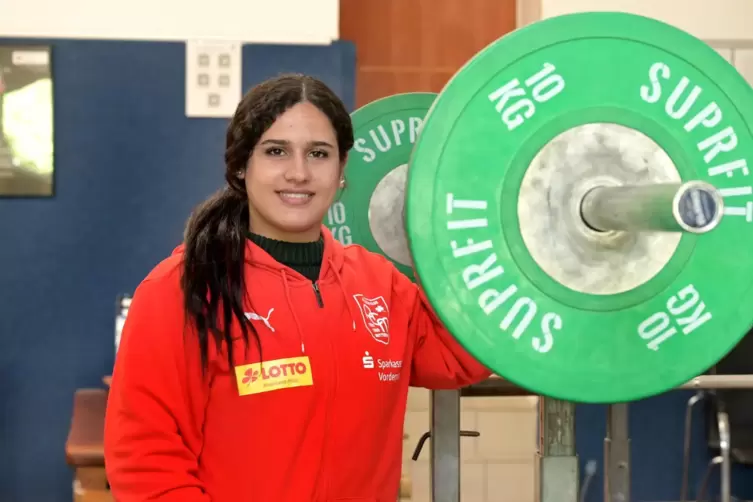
(181, 187), (258, 372)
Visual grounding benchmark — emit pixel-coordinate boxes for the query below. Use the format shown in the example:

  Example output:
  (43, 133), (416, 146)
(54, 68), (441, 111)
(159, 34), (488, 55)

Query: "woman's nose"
(284, 154), (311, 182)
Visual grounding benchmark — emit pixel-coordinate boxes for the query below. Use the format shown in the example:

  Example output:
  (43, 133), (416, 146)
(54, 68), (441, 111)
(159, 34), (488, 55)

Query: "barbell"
(323, 11), (753, 404)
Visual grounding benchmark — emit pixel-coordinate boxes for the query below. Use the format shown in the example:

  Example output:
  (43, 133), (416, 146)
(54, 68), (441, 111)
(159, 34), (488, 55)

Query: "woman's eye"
(266, 147), (284, 156)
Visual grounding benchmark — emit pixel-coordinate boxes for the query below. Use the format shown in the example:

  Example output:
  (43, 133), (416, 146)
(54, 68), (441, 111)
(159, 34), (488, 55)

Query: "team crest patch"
(353, 294), (390, 345)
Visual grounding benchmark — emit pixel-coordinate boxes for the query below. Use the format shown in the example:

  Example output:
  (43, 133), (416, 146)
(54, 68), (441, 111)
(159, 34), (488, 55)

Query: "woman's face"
(242, 101), (344, 242)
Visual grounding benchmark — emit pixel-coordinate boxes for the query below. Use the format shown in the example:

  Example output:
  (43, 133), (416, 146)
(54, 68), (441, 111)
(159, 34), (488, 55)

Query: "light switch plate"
(185, 39), (242, 118)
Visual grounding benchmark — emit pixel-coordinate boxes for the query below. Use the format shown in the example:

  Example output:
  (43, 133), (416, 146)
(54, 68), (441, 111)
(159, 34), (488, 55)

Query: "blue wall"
(0, 37), (355, 502)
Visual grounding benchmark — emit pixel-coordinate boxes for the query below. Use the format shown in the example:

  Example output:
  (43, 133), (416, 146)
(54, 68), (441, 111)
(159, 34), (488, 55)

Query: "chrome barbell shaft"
(580, 181), (724, 234)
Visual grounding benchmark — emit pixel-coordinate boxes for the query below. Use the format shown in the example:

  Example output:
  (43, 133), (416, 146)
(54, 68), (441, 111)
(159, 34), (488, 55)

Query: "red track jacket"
(104, 226), (492, 502)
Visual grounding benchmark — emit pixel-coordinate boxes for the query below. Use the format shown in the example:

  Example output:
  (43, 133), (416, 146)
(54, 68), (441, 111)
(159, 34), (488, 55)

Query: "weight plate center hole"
(368, 163), (412, 266)
(517, 122), (683, 296)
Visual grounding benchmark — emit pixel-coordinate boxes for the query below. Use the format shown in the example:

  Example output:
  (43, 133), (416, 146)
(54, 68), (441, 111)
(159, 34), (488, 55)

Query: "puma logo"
(244, 308), (275, 332)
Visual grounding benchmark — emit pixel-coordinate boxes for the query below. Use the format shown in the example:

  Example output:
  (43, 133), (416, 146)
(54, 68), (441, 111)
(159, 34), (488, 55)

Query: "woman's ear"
(338, 155), (348, 188)
(238, 156), (252, 180)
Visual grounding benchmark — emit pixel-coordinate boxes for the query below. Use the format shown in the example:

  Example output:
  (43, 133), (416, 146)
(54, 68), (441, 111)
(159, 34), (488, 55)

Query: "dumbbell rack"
(426, 375), (753, 502)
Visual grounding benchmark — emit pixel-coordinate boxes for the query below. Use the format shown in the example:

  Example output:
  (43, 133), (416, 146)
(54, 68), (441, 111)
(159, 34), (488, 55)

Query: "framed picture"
(0, 44), (54, 197)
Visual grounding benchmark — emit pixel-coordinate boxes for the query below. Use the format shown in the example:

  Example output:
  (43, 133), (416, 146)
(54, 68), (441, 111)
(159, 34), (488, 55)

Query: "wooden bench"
(65, 388), (113, 502)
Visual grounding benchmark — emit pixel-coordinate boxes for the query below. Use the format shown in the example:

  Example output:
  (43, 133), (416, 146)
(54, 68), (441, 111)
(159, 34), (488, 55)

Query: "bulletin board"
(0, 44), (54, 197)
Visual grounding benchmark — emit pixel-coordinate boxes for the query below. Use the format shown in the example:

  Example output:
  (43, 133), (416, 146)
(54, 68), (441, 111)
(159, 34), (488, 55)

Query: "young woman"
(104, 74), (492, 502)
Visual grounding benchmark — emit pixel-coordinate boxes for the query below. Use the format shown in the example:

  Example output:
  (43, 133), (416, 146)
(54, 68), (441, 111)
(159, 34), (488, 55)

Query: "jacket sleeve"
(393, 268), (493, 389)
(104, 274), (212, 502)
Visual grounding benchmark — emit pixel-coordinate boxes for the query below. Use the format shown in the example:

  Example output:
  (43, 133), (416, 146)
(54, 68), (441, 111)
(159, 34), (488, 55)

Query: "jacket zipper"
(311, 279), (332, 499)
(312, 281), (324, 308)
(323, 328), (337, 500)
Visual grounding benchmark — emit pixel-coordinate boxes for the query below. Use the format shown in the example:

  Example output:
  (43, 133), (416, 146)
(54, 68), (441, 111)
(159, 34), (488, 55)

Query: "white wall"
(538, 0), (753, 41)
(517, 0), (753, 85)
(0, 0), (339, 44)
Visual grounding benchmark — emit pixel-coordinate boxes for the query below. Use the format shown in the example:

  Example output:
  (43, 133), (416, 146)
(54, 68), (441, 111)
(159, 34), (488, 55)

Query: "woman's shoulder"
(134, 245), (185, 299)
(339, 242), (418, 287)
(341, 242), (395, 269)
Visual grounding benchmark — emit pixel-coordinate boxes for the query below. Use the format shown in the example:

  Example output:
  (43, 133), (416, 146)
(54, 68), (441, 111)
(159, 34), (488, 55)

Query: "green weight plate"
(325, 92), (436, 278)
(405, 12), (753, 403)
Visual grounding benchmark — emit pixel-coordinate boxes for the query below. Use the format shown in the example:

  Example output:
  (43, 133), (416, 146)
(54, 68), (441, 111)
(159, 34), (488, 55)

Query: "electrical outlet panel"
(185, 39), (242, 118)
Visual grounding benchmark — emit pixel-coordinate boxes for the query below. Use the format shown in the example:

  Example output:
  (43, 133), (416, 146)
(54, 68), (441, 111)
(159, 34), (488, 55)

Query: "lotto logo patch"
(234, 356), (313, 396)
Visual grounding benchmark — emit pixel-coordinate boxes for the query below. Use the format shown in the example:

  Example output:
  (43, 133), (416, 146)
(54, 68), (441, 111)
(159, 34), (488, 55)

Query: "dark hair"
(181, 74), (354, 371)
